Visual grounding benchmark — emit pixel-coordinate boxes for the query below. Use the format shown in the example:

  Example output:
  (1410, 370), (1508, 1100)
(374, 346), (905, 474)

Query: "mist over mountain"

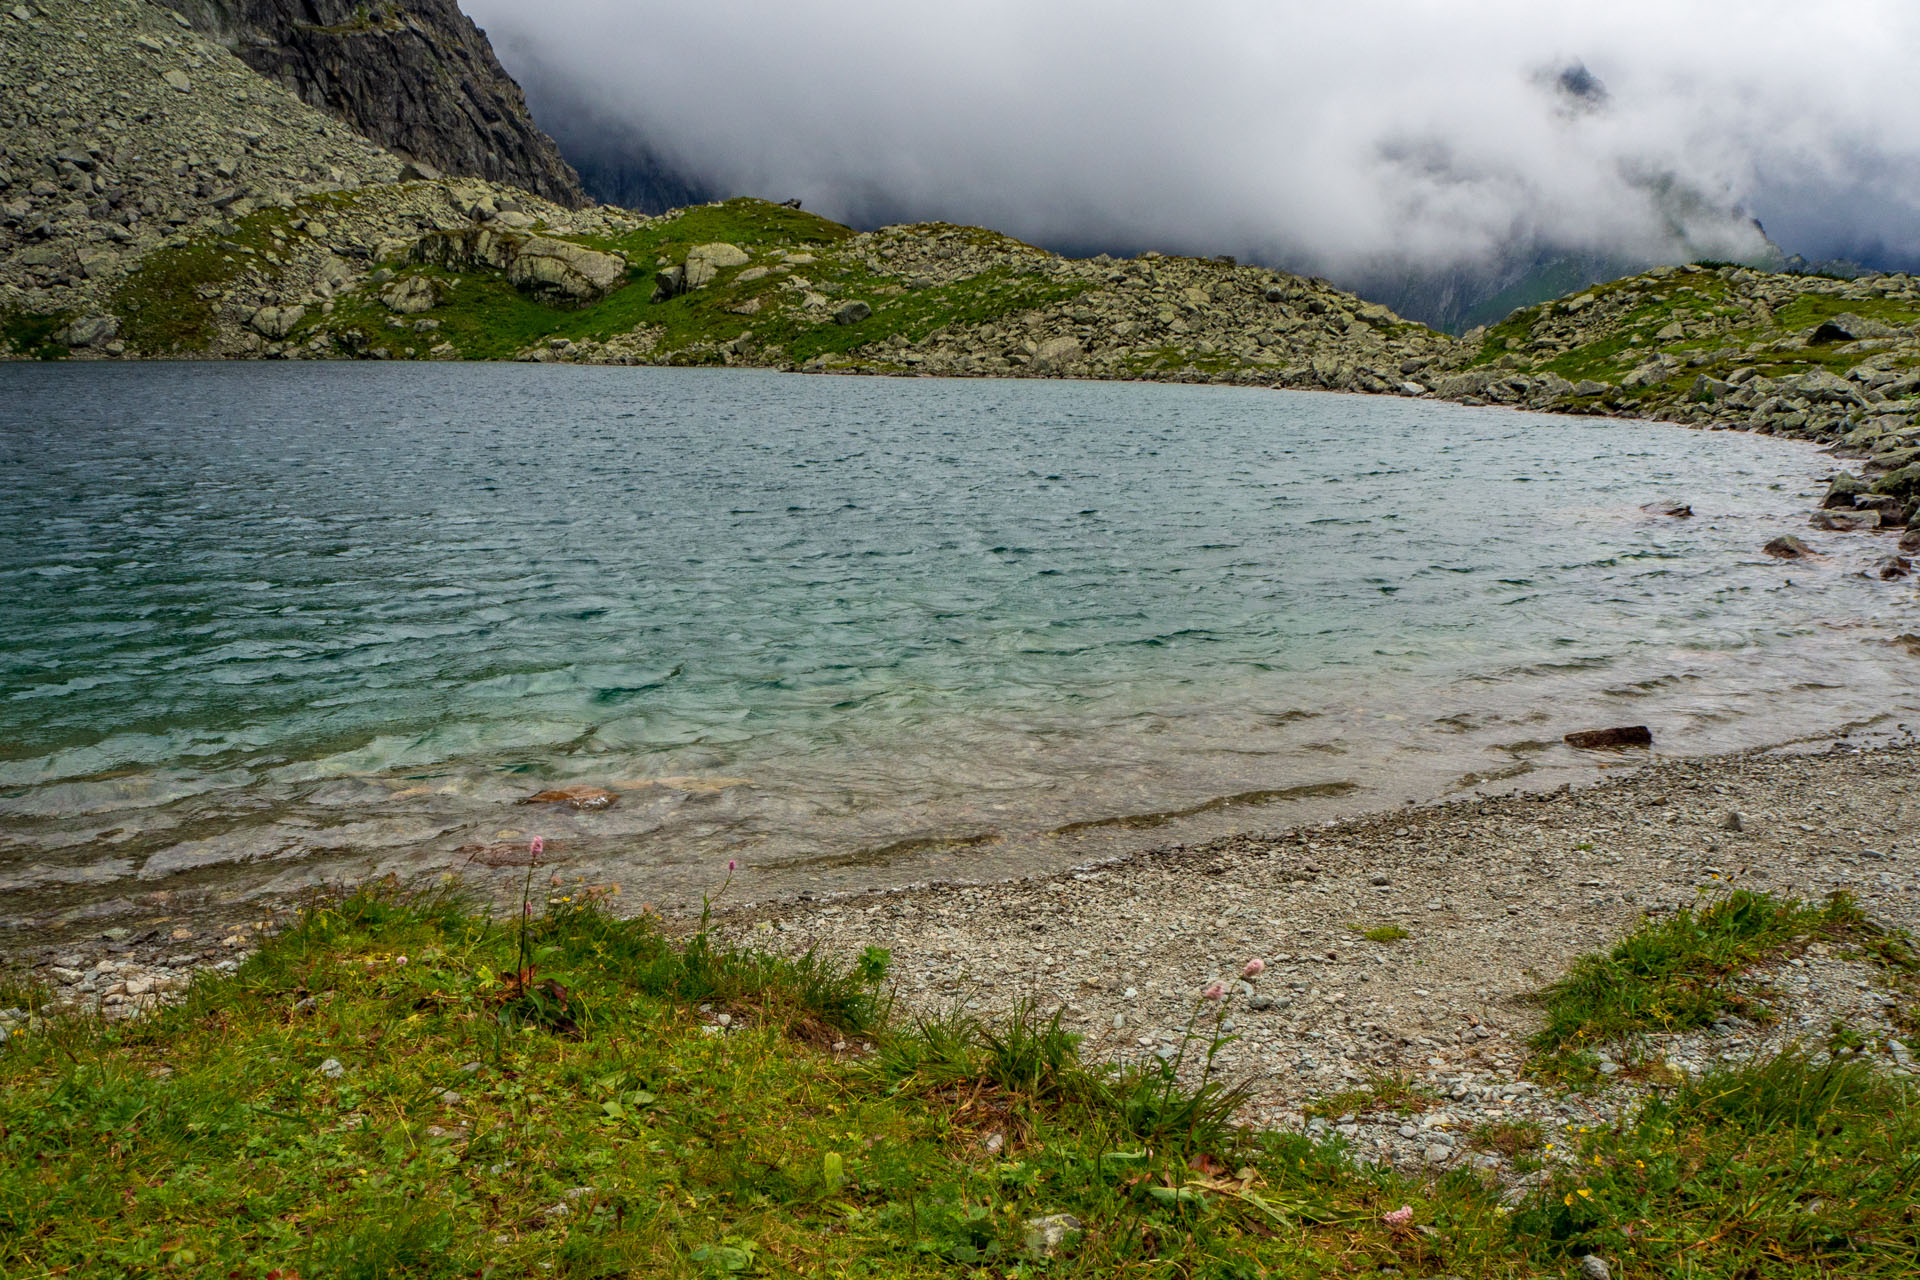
(502, 44), (712, 214)
(472, 1), (1919, 328)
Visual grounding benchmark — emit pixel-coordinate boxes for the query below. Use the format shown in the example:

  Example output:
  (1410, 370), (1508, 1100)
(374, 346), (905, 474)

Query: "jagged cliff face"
(158, 0), (586, 208)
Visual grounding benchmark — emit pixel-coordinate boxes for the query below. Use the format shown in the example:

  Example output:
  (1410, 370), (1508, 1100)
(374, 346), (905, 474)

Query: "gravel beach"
(720, 737), (1920, 1175)
(7, 736), (1918, 1182)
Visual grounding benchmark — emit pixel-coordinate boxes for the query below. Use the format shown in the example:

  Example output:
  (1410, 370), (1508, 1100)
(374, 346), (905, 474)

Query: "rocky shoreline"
(8, 737), (1917, 1182)
(717, 738), (1920, 1176)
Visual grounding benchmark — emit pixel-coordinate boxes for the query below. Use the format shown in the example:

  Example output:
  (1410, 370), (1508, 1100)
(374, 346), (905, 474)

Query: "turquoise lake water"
(3, 364), (1917, 926)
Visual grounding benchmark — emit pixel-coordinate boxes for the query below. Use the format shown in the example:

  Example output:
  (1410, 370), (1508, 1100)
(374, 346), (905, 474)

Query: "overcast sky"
(468, 0), (1920, 275)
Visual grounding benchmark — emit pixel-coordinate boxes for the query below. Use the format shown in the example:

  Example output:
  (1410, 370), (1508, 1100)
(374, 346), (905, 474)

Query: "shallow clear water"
(2, 363), (1916, 927)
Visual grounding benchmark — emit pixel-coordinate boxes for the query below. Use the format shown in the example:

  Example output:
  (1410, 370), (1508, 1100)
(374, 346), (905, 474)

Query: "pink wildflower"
(1383, 1205), (1414, 1228)
(728, 860), (737, 872)
(1203, 980), (1227, 1001)
(530, 836), (544, 858)
(1242, 958), (1266, 978)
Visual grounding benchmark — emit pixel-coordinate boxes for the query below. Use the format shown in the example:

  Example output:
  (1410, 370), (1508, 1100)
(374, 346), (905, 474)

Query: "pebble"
(317, 1058), (345, 1079)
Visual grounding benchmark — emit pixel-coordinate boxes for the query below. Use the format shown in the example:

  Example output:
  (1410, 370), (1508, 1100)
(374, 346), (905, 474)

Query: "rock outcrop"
(413, 224), (627, 302)
(157, 0), (586, 207)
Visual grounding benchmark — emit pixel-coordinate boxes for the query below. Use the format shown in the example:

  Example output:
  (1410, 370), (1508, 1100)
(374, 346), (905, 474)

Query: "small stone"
(1579, 1256), (1612, 1280)
(318, 1058), (346, 1079)
(1022, 1213), (1084, 1259)
(833, 300), (872, 326)
(162, 69), (191, 93)
(1721, 812), (1745, 832)
(1425, 1143), (1452, 1165)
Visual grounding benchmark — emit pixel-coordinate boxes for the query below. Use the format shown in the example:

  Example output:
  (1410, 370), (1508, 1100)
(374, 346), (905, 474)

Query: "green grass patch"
(1514, 1051), (1920, 1275)
(1303, 1073), (1437, 1120)
(1348, 923), (1411, 944)
(111, 207), (301, 353)
(1467, 268), (1920, 402)
(1531, 891), (1885, 1075)
(1466, 1119), (1544, 1163)
(0, 884), (1515, 1278)
(0, 308), (73, 360)
(311, 260), (663, 361)
(305, 198), (1088, 367)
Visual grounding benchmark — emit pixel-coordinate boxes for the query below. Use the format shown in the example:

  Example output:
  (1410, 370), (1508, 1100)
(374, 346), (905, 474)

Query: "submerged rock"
(520, 785), (618, 811)
(1811, 508), (1879, 532)
(1764, 535), (1816, 559)
(1563, 726), (1653, 750)
(1822, 473), (1868, 509)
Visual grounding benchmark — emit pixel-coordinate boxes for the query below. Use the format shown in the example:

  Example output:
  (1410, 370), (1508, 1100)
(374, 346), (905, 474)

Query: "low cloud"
(470, 0), (1920, 275)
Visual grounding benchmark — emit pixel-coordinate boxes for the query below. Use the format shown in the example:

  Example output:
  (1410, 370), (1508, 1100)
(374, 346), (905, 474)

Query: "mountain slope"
(157, 0), (586, 207)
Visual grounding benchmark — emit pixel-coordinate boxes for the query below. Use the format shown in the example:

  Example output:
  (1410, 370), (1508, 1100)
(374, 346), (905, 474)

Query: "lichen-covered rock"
(381, 276), (439, 315)
(512, 236), (628, 300)
(412, 227), (628, 302)
(248, 305), (305, 338)
(682, 242), (749, 289)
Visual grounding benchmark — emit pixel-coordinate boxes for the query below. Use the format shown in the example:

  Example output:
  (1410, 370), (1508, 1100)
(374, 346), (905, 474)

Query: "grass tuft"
(0, 308), (73, 359)
(1349, 922), (1411, 943)
(1303, 1073), (1437, 1119)
(1514, 1051), (1920, 1274)
(1530, 890), (1876, 1075)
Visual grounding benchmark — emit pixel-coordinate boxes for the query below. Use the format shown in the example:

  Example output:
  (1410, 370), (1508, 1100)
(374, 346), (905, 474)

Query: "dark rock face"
(159, 0), (587, 207)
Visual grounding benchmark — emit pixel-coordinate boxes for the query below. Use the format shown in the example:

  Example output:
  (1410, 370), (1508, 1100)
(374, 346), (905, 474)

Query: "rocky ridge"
(157, 0), (586, 207)
(0, 0), (647, 359)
